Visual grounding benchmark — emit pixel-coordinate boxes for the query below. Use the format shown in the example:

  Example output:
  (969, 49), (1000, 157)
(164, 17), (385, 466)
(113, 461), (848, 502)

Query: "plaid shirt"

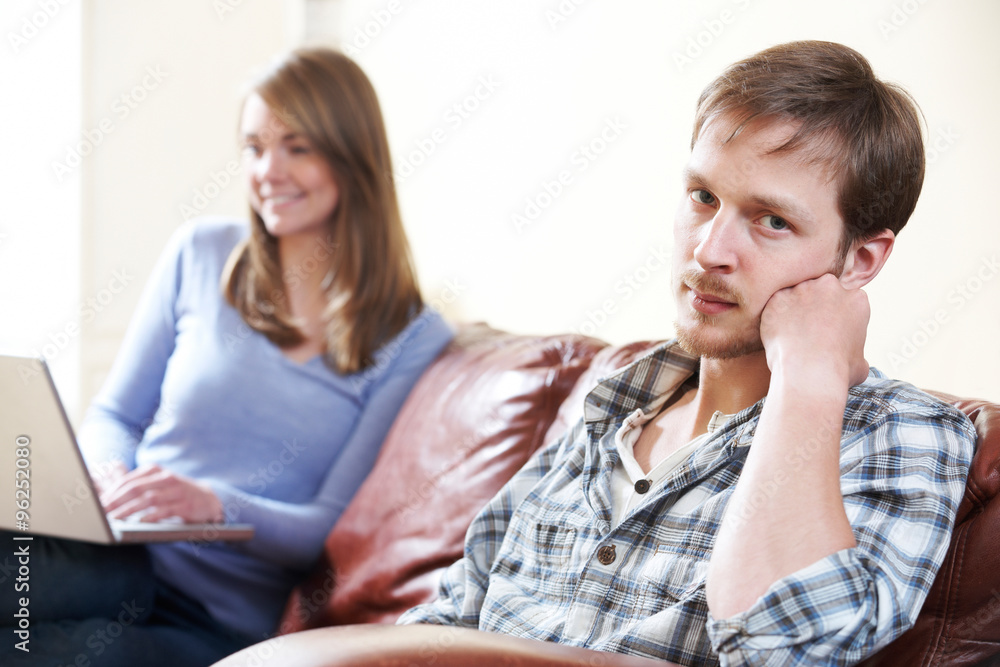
(399, 341), (976, 666)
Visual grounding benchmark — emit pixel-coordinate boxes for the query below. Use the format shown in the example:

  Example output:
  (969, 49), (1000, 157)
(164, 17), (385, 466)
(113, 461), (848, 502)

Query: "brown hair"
(693, 40), (925, 252)
(223, 47), (423, 374)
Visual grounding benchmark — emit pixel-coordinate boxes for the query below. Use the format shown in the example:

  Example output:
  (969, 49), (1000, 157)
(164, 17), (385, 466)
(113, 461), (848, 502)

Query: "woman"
(4, 48), (452, 666)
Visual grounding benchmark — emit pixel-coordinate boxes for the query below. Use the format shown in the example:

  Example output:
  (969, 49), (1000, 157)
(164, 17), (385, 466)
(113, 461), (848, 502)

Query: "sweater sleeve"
(209, 309), (453, 569)
(77, 224), (188, 471)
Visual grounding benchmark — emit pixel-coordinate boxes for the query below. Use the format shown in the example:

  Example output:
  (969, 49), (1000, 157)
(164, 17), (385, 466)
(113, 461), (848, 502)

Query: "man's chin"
(674, 324), (764, 360)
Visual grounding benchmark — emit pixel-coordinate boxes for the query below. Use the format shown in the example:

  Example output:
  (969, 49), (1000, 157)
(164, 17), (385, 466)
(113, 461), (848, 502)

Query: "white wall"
(2, 0), (301, 421)
(1, 0), (81, 413)
(3, 0), (997, 423)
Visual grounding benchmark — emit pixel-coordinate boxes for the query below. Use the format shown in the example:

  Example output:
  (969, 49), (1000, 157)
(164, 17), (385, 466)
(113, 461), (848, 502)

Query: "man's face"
(672, 116), (846, 359)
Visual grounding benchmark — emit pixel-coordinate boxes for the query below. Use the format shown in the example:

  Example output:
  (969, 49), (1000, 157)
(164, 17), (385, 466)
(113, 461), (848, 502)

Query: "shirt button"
(634, 479), (651, 494)
(597, 545), (616, 565)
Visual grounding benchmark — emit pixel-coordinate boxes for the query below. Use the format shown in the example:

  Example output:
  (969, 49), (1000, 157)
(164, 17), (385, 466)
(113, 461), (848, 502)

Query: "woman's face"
(240, 93), (340, 242)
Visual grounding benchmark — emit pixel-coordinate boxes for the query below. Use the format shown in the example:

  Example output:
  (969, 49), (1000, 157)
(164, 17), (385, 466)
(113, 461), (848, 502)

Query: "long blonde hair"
(223, 48), (423, 374)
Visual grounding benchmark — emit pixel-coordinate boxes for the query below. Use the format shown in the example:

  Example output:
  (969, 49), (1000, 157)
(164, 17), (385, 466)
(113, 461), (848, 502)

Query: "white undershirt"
(610, 406), (733, 529)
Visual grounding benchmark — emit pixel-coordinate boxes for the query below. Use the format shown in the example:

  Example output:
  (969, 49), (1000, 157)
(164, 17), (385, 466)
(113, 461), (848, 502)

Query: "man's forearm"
(706, 369), (857, 619)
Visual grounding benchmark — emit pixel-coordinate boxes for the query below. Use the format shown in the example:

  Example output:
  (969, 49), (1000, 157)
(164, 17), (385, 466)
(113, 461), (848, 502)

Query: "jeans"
(0, 532), (257, 666)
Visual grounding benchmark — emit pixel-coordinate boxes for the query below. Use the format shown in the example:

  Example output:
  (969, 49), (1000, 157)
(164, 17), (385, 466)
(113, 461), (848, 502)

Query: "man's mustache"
(680, 271), (746, 309)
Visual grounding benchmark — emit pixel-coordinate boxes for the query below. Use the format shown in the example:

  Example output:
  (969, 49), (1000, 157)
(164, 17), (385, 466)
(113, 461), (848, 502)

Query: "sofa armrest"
(215, 625), (677, 667)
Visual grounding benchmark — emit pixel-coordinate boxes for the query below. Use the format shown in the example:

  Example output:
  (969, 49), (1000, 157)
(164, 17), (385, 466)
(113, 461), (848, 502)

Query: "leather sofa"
(217, 323), (1000, 667)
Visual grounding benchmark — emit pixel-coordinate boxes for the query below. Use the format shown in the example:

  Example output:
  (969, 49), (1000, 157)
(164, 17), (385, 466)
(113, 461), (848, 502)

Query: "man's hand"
(100, 464), (224, 524)
(760, 273), (871, 390)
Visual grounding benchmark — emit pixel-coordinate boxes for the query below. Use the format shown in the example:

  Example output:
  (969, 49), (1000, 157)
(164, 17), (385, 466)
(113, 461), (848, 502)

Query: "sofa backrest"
(280, 324), (609, 631)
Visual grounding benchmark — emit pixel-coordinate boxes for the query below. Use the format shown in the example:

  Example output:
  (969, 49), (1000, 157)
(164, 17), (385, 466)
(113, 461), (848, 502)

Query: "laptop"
(0, 354), (254, 544)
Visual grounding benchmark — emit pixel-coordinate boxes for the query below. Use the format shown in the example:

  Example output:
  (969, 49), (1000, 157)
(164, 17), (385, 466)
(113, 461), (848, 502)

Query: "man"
(398, 41), (976, 665)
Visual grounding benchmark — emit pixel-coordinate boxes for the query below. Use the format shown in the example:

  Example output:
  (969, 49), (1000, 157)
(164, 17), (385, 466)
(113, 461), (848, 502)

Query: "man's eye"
(289, 145), (311, 155)
(761, 215), (789, 231)
(691, 189), (716, 206)
(243, 144), (262, 158)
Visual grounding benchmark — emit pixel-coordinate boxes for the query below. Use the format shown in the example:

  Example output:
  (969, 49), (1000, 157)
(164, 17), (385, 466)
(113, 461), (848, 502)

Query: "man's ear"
(839, 229), (895, 289)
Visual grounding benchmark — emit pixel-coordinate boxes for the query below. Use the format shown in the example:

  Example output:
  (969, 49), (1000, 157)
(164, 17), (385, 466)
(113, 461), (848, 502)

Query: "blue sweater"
(78, 217), (453, 639)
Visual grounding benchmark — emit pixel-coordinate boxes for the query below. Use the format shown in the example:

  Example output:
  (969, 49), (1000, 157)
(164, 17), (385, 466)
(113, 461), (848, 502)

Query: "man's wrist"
(768, 350), (852, 397)
(766, 366), (851, 420)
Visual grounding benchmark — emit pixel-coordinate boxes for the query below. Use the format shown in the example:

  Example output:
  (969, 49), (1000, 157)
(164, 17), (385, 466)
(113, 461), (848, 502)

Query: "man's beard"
(675, 315), (764, 359)
(673, 270), (764, 360)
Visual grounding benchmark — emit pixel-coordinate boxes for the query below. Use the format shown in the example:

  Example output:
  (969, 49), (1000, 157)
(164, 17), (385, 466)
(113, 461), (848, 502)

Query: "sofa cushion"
(280, 323), (608, 631)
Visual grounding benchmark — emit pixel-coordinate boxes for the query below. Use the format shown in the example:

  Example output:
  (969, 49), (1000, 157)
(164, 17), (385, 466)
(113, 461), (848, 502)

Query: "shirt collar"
(583, 339), (699, 424)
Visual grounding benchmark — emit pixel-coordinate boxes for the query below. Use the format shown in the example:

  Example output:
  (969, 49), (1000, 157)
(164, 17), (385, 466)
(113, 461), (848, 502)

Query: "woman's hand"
(90, 460), (129, 497)
(100, 464), (225, 524)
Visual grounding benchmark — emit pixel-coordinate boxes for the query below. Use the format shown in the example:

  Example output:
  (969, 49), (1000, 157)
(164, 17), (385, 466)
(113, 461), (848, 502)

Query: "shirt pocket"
(637, 544), (709, 614)
(492, 522), (578, 590)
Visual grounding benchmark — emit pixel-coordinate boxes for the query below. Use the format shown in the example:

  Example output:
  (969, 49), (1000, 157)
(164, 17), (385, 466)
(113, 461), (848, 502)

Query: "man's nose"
(693, 210), (740, 273)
